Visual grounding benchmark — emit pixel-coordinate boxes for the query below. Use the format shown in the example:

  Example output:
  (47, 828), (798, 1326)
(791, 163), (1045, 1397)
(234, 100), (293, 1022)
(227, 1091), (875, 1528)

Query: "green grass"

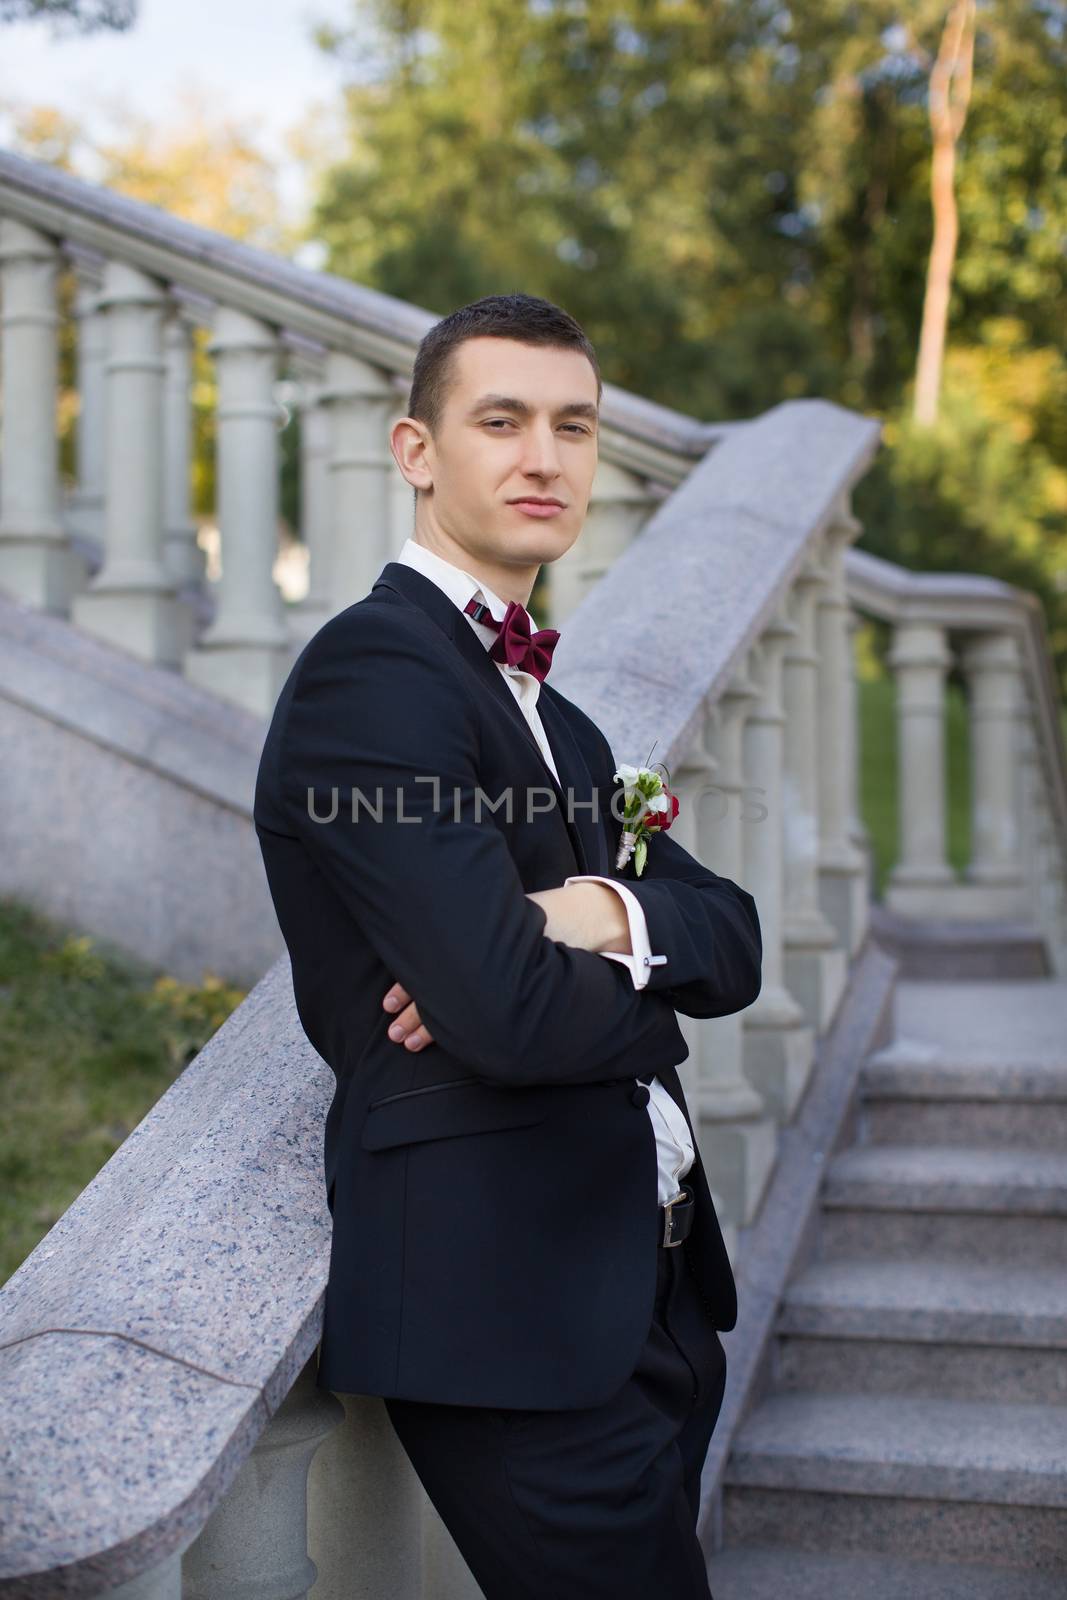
(0, 900), (245, 1284)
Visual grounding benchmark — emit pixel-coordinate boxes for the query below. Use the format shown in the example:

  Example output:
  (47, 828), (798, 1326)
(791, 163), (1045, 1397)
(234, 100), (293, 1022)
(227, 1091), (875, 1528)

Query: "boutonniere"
(613, 753), (680, 876)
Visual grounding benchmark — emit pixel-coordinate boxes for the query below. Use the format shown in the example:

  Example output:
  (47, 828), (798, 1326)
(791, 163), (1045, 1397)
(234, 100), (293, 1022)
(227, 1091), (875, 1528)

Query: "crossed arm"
(280, 609), (761, 1080)
(383, 879), (637, 1052)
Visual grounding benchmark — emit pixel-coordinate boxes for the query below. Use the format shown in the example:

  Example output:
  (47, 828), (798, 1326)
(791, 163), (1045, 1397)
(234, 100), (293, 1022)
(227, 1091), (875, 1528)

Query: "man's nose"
(520, 426), (563, 477)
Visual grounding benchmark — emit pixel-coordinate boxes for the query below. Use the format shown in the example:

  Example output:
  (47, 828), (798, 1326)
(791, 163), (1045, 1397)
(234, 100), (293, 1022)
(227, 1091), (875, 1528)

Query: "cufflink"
(643, 954), (668, 967)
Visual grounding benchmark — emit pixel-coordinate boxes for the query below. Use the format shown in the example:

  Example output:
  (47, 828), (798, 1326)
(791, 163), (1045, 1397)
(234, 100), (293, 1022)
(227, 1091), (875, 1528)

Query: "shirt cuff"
(563, 874), (669, 991)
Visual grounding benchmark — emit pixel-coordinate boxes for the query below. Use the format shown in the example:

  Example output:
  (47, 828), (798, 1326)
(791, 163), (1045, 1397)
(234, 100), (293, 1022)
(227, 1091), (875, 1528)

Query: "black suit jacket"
(253, 559), (762, 1408)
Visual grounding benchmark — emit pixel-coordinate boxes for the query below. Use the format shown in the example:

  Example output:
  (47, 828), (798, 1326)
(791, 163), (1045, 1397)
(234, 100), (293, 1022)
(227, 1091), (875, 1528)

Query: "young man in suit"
(254, 293), (762, 1599)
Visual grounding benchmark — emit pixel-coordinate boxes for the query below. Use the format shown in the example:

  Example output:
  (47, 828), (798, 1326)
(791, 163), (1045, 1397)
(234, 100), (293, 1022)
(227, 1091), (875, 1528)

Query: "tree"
(0, 0), (135, 31)
(912, 1), (977, 424)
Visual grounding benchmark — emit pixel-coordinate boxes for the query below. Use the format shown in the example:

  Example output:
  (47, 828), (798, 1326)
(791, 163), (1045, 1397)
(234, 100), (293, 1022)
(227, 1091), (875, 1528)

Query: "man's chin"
(500, 518), (581, 563)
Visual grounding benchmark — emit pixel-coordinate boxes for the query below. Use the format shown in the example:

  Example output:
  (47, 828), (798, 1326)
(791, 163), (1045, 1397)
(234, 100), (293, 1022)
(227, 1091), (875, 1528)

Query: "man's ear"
(391, 415), (434, 495)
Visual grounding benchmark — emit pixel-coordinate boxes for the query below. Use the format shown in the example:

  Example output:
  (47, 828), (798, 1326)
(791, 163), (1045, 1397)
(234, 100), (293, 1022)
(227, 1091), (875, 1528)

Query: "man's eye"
(484, 419), (589, 434)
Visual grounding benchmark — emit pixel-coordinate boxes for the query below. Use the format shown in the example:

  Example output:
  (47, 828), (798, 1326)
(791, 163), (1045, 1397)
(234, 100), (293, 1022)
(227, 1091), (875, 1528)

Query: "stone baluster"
(781, 549), (846, 1031)
(1018, 694), (1067, 974)
(183, 1353), (343, 1600)
(740, 611), (813, 1124)
(815, 499), (868, 955)
(162, 306), (205, 658)
(307, 1391), (424, 1600)
(958, 631), (1026, 906)
(548, 460), (654, 626)
(690, 674), (776, 1230)
(66, 248), (107, 579)
(71, 259), (180, 665)
(321, 351), (397, 613)
(885, 620), (955, 913)
(1016, 713), (1057, 959)
(184, 306), (288, 714)
(845, 606), (872, 864)
(1015, 708), (1040, 905)
(0, 218), (72, 609)
(288, 361), (335, 649)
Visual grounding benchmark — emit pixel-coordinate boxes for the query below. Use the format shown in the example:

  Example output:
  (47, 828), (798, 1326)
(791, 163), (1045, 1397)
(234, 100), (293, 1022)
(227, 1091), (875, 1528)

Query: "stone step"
(707, 1545), (1067, 1600)
(890, 977), (1067, 1055)
(775, 1258), (1067, 1402)
(820, 1144), (1067, 1265)
(727, 1391), (1067, 1505)
(866, 908), (1051, 980)
(781, 1257), (1067, 1347)
(724, 1392), (1067, 1568)
(861, 1044), (1067, 1148)
(776, 1332), (1067, 1404)
(825, 1143), (1067, 1212)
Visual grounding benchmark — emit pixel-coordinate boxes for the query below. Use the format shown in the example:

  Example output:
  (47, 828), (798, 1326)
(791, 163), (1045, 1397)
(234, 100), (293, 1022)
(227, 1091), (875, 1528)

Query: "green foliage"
(306, 0), (1067, 685)
(0, 900), (245, 1282)
(855, 322), (1067, 684)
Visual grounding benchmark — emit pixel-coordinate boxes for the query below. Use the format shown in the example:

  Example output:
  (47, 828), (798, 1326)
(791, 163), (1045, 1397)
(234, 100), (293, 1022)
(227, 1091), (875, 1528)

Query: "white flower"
(645, 792), (670, 813)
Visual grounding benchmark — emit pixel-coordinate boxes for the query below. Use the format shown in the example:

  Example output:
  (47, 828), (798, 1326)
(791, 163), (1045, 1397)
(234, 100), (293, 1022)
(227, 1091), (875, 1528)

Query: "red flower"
(646, 787), (679, 833)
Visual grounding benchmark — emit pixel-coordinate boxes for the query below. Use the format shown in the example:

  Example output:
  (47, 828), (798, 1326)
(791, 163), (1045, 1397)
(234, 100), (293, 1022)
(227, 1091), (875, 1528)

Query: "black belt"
(659, 1182), (695, 1248)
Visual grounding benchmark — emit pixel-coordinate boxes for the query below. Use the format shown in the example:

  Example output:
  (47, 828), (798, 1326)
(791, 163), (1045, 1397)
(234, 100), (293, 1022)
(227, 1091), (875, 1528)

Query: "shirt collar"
(394, 536), (543, 645)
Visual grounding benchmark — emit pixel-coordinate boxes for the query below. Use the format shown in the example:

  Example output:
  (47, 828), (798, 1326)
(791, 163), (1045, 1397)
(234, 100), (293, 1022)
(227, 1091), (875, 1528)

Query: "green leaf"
(634, 837), (648, 877)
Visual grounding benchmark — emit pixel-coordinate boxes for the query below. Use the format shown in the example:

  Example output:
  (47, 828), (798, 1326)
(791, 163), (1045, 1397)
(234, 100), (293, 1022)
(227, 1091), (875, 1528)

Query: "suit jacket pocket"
(361, 1076), (550, 1151)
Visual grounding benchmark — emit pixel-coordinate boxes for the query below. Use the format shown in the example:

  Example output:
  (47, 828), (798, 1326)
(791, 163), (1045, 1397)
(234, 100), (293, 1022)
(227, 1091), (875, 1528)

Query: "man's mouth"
(509, 498), (566, 518)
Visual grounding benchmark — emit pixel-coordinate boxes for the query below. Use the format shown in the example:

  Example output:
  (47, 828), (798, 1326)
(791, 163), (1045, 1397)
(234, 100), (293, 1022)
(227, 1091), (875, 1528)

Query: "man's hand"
(382, 981), (434, 1051)
(526, 882), (632, 954)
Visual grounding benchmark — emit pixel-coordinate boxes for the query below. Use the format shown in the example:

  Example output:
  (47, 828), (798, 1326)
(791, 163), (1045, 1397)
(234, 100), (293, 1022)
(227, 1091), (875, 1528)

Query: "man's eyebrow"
(466, 393), (599, 422)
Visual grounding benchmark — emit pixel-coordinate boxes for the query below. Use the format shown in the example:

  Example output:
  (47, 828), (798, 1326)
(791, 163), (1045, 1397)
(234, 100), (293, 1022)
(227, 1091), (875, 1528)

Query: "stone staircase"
(709, 967), (1067, 1597)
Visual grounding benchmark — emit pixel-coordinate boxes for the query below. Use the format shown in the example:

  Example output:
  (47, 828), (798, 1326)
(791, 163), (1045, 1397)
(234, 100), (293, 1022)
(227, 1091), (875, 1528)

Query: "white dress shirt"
(392, 536), (695, 1206)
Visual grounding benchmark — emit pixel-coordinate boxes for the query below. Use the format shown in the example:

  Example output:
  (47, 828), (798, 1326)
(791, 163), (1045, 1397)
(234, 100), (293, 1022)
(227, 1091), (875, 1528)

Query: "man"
(254, 293), (762, 1599)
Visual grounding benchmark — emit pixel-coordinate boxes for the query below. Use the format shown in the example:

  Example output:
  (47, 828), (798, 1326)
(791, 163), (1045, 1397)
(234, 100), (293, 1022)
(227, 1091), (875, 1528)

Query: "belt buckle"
(662, 1186), (687, 1248)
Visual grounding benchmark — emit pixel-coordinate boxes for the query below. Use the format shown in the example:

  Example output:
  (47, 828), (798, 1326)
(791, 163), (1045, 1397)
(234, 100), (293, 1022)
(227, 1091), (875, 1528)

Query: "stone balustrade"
(3, 148), (1067, 1597)
(0, 150), (697, 717)
(846, 547), (1067, 974)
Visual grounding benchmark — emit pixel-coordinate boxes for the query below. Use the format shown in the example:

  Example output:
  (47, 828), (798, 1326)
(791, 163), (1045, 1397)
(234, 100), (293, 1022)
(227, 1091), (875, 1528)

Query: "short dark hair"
(407, 292), (602, 459)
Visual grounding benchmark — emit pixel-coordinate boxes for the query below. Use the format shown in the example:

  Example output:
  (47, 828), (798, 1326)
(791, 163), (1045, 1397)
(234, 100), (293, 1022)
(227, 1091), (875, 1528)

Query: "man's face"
(406, 336), (599, 570)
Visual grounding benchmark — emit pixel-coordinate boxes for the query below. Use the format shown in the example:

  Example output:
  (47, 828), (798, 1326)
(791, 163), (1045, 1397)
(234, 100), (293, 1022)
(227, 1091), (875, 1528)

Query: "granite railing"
(3, 146), (1067, 1595)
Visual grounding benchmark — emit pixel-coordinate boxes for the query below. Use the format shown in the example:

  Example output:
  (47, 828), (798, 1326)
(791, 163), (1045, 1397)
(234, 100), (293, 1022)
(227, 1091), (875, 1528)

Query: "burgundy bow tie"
(463, 596), (561, 683)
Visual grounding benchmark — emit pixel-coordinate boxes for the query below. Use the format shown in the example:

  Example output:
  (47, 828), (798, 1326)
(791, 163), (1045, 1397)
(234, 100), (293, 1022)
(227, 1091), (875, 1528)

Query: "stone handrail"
(0, 961), (338, 1597)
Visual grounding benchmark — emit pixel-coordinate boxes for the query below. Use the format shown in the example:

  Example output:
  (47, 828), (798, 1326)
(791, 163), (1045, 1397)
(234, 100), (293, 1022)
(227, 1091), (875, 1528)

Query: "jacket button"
(630, 1084), (650, 1108)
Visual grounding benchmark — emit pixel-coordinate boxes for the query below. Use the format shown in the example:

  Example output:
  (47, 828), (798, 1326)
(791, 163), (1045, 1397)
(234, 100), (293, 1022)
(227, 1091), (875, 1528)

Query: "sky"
(0, 0), (355, 225)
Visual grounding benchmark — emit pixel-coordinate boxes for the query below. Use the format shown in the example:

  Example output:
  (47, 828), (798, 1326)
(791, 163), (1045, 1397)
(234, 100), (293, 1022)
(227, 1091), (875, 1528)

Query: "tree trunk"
(913, 0), (976, 426)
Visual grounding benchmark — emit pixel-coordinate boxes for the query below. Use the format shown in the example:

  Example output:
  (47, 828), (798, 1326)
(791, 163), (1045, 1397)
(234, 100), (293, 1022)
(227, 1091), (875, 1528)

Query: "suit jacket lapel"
(535, 686), (610, 877)
(370, 562), (596, 873)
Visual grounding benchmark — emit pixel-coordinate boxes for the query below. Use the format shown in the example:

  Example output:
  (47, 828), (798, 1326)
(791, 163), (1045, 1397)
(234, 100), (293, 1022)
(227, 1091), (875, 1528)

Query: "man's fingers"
(386, 996), (435, 1050)
(383, 981), (411, 1013)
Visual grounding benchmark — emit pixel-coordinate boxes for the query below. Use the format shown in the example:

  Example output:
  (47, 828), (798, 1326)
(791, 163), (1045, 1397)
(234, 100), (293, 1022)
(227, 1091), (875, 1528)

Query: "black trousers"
(385, 1231), (727, 1599)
